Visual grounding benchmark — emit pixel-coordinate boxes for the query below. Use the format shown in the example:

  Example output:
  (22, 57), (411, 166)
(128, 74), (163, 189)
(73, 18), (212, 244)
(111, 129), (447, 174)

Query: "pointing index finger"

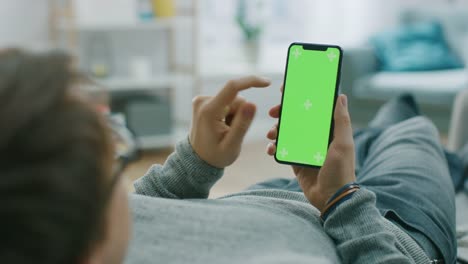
(208, 76), (270, 111)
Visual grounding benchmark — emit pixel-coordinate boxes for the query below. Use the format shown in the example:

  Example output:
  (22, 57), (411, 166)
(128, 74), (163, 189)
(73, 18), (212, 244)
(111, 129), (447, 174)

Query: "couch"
(451, 89), (468, 262)
(341, 5), (468, 131)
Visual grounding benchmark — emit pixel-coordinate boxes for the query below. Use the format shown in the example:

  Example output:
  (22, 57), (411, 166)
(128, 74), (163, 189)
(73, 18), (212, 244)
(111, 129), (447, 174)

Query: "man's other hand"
(190, 76), (271, 168)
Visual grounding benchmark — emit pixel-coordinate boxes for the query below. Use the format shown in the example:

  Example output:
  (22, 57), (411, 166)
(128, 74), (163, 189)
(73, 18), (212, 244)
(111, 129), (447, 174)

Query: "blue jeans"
(248, 96), (457, 263)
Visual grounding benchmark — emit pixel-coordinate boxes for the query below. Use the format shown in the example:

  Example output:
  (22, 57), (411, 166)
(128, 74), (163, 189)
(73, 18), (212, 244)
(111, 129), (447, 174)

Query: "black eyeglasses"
(103, 156), (129, 201)
(104, 110), (137, 197)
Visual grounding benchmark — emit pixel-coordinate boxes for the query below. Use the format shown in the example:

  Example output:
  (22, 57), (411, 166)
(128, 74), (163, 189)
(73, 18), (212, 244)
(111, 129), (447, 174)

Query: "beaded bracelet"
(325, 182), (360, 204)
(321, 182), (361, 221)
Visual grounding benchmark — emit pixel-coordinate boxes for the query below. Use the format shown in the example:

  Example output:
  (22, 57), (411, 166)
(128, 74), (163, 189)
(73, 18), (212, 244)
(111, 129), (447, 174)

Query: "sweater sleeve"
(323, 188), (430, 264)
(133, 136), (224, 199)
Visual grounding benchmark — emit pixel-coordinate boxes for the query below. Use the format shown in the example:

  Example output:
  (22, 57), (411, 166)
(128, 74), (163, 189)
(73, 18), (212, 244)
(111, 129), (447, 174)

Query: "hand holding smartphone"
(275, 43), (343, 168)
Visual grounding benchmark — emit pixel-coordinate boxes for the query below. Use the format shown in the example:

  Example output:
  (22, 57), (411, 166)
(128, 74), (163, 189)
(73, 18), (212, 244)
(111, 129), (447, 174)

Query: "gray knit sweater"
(125, 138), (430, 264)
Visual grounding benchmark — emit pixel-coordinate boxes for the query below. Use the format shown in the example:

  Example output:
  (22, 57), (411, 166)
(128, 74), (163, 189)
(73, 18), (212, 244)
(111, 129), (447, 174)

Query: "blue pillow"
(370, 21), (463, 71)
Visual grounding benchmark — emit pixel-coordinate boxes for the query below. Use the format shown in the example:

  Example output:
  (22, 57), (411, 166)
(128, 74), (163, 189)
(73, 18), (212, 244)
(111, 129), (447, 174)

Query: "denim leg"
(357, 116), (456, 263)
(368, 93), (420, 129)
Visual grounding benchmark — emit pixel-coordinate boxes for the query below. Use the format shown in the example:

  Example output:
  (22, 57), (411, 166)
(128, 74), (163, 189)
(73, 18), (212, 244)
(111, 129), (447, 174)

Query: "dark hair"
(0, 49), (114, 263)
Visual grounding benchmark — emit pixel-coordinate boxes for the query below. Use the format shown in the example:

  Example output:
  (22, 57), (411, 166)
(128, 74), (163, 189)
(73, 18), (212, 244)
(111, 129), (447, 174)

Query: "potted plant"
(236, 0), (264, 65)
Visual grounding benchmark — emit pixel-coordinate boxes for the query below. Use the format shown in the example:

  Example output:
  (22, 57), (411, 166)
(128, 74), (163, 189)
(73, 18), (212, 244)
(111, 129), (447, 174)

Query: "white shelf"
(136, 134), (174, 149)
(59, 16), (192, 32)
(136, 124), (189, 150)
(94, 75), (173, 92)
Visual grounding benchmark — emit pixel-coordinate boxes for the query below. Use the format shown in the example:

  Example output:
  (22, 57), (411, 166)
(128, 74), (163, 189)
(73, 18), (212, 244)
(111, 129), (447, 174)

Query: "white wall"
(0, 0), (50, 50)
(303, 0), (455, 46)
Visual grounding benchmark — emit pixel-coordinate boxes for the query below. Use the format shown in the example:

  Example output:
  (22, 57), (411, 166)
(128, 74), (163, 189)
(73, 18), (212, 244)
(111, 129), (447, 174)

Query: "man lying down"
(2, 50), (460, 264)
(127, 78), (457, 263)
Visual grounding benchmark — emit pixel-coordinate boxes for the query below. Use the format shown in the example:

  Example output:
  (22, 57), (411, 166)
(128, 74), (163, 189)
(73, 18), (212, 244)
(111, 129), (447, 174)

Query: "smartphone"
(275, 42), (343, 168)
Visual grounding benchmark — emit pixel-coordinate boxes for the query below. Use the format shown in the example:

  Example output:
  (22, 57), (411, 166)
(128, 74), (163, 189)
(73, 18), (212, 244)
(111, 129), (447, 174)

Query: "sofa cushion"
(354, 69), (468, 105)
(370, 21), (463, 72)
(401, 6), (468, 65)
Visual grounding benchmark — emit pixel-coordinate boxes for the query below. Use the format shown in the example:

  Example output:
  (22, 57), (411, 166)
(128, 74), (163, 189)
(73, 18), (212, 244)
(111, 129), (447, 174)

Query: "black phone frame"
(274, 42), (344, 169)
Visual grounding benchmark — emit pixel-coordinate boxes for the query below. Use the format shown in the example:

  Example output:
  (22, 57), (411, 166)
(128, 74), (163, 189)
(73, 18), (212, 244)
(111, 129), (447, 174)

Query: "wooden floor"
(124, 134), (448, 197)
(123, 147), (173, 192)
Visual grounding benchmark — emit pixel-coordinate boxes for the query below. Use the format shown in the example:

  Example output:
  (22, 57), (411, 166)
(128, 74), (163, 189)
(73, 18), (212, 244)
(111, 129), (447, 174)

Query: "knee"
(387, 116), (439, 141)
(407, 116), (439, 138)
(377, 116), (442, 154)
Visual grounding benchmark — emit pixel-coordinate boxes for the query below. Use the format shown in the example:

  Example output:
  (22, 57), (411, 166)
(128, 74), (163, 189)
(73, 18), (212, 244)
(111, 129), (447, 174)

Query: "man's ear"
(79, 242), (105, 264)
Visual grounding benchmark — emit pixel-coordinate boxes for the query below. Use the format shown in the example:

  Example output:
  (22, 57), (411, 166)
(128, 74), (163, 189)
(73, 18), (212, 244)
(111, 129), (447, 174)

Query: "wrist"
(188, 135), (224, 169)
(183, 136), (224, 177)
(321, 182), (360, 221)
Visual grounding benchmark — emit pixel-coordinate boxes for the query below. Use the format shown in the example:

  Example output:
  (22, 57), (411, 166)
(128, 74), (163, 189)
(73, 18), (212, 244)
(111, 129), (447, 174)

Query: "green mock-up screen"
(275, 44), (341, 167)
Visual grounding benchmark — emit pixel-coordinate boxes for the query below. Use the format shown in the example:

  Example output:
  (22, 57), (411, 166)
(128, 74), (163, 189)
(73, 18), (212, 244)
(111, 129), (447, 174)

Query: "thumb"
(332, 95), (353, 146)
(223, 102), (256, 149)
